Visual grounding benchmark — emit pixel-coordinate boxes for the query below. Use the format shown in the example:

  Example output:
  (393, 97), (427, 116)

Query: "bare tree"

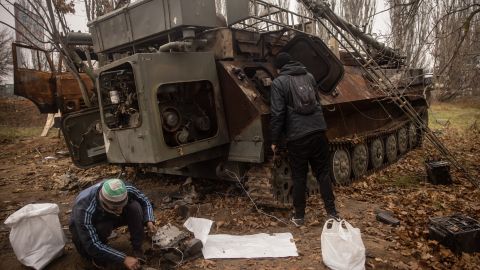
(388, 0), (432, 67)
(297, 0), (336, 40)
(1, 0), (95, 105)
(262, 0), (290, 9)
(84, 0), (130, 21)
(297, 0), (375, 44)
(0, 29), (12, 84)
(338, 0), (376, 33)
(215, 0), (226, 15)
(3, 0), (134, 105)
(433, 0), (480, 100)
(385, 0), (479, 99)
(266, 0), (290, 24)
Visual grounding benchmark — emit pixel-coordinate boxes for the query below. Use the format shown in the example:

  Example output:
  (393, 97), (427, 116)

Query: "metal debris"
(375, 209), (400, 226)
(152, 224), (189, 248)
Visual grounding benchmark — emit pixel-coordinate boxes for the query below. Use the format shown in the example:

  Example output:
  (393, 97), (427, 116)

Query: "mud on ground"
(0, 99), (479, 270)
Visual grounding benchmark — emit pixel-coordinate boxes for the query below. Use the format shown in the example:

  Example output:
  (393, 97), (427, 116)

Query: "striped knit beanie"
(99, 179), (128, 210)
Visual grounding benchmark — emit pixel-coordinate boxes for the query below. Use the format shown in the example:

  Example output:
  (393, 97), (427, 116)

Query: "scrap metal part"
(152, 224), (189, 248)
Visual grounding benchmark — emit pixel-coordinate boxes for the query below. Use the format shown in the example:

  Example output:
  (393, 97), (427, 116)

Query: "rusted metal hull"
(56, 73), (95, 113)
(12, 43), (94, 114)
(12, 24), (430, 206)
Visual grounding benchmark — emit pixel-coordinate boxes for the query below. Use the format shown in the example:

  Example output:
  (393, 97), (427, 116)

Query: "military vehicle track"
(245, 120), (424, 209)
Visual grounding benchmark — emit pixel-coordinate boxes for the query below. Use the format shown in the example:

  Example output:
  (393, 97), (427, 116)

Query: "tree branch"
(437, 7), (480, 75)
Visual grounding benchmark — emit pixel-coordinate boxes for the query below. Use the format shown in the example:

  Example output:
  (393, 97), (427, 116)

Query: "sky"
(65, 0), (90, 32)
(0, 0), (392, 83)
(0, 0), (90, 32)
(287, 0), (391, 35)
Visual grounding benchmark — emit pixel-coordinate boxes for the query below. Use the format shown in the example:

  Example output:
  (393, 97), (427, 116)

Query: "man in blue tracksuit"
(69, 178), (156, 270)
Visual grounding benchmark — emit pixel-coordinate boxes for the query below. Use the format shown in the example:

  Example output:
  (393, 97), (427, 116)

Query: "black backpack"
(288, 74), (318, 115)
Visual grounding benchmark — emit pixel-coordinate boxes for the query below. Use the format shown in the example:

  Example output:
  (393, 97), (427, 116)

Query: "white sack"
(4, 203), (66, 270)
(321, 219), (366, 270)
(184, 217), (298, 259)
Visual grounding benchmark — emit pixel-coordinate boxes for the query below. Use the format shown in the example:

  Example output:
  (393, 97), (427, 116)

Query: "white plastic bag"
(321, 219), (366, 270)
(4, 203), (66, 270)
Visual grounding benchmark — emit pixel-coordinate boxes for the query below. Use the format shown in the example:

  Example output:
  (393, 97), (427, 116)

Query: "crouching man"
(69, 178), (156, 270)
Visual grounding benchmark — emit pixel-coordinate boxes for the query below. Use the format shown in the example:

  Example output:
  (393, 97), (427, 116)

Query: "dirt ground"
(0, 97), (479, 270)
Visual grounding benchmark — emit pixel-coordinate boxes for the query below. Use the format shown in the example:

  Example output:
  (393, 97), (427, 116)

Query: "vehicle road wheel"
(331, 149), (351, 185)
(351, 143), (368, 178)
(397, 127), (408, 154)
(370, 139), (384, 169)
(385, 134), (398, 163)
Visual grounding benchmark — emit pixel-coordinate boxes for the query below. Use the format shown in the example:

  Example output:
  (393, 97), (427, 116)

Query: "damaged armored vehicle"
(13, 0), (430, 207)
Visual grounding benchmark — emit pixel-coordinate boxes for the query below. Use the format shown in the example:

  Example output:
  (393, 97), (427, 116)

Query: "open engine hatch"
(281, 35), (344, 94)
(61, 108), (107, 168)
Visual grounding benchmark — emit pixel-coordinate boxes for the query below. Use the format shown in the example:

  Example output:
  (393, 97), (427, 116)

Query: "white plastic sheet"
(321, 219), (366, 270)
(4, 203), (66, 270)
(184, 217), (298, 259)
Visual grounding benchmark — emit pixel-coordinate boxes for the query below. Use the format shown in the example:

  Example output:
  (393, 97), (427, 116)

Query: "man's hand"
(147, 221), (157, 236)
(271, 144), (277, 153)
(124, 256), (140, 270)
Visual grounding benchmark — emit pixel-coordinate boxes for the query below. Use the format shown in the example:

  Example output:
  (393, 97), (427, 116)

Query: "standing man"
(270, 52), (339, 226)
(70, 178), (156, 270)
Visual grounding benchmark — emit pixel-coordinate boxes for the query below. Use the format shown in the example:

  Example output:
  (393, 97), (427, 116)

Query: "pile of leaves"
(157, 122), (480, 269)
(339, 125), (480, 269)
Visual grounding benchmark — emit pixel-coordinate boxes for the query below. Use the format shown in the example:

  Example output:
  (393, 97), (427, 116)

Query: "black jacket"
(270, 61), (327, 144)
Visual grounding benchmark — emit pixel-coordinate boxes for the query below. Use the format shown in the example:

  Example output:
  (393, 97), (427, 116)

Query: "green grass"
(429, 102), (480, 131)
(0, 127), (44, 141)
(378, 174), (423, 188)
(392, 175), (423, 187)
